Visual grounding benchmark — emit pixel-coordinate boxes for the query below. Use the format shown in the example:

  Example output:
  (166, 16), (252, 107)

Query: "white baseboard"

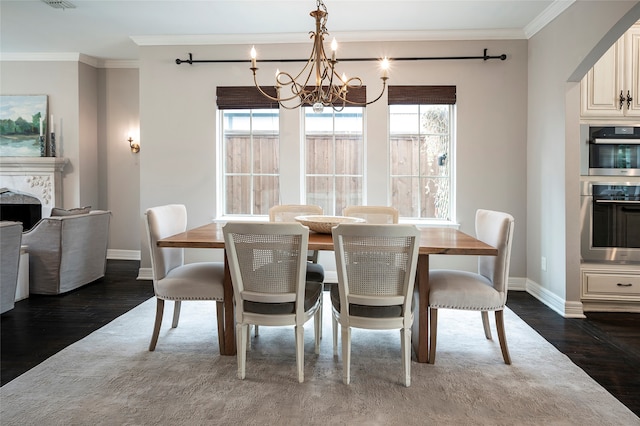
(107, 249), (140, 261)
(137, 267), (153, 281)
(525, 279), (585, 318)
(508, 277), (527, 291)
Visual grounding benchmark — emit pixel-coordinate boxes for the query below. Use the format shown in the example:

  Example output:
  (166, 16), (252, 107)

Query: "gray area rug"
(1, 294), (638, 426)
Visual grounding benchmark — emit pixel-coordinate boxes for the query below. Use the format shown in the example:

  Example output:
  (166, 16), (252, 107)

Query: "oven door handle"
(594, 199), (640, 204)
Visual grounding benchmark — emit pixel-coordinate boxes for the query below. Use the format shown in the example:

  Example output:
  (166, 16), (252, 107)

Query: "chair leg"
(401, 327), (411, 387)
(313, 303), (321, 355)
(295, 324), (305, 383)
(429, 307), (438, 364)
(216, 301), (225, 353)
(342, 325), (351, 384)
(254, 325), (259, 336)
(332, 313), (339, 356)
(149, 298), (164, 351)
(481, 311), (492, 339)
(317, 295), (323, 340)
(495, 310), (511, 365)
(236, 323), (248, 379)
(172, 300), (181, 328)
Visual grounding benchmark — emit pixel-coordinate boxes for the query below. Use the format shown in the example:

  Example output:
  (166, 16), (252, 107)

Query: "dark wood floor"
(2, 260), (639, 417)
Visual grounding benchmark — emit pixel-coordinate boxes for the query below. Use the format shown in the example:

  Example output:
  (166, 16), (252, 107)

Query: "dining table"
(157, 221), (497, 363)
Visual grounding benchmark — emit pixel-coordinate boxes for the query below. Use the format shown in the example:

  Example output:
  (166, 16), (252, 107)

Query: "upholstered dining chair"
(331, 223), (420, 386)
(145, 204), (225, 352)
(343, 205), (399, 224)
(223, 222), (323, 383)
(428, 209), (515, 364)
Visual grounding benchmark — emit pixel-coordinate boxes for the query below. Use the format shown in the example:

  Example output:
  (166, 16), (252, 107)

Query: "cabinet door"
(581, 39), (625, 118)
(624, 24), (640, 117)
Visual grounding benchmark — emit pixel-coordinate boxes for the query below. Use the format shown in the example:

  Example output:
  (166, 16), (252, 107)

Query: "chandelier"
(250, 0), (389, 112)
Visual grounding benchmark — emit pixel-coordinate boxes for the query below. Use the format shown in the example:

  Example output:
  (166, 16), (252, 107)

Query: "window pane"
(336, 176), (362, 214)
(390, 136), (419, 176)
(226, 175), (251, 214)
(306, 175), (332, 214)
(420, 135), (449, 177)
(391, 176), (420, 217)
(225, 136), (250, 173)
(421, 177), (450, 220)
(253, 175), (279, 215)
(389, 103), (453, 220)
(222, 109), (279, 215)
(253, 136), (278, 174)
(335, 136), (362, 175)
(306, 135), (333, 175)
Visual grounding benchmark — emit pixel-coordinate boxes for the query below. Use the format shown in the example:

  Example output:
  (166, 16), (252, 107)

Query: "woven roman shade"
(387, 85), (456, 105)
(216, 86), (279, 109)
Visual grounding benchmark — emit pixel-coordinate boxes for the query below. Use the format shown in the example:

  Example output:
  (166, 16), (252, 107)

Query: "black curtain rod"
(175, 49), (506, 65)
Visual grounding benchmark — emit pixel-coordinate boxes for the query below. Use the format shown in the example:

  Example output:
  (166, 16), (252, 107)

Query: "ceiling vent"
(41, 0), (76, 9)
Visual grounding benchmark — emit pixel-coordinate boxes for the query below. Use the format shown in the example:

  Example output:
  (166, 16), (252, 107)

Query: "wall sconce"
(127, 136), (140, 153)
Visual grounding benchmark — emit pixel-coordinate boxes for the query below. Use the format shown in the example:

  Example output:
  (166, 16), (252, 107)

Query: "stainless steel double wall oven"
(580, 126), (640, 263)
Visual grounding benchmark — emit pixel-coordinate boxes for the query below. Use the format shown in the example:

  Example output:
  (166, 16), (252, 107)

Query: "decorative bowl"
(294, 215), (365, 234)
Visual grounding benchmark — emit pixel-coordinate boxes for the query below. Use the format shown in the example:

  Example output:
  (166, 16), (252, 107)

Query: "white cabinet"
(581, 23), (640, 120)
(581, 263), (640, 312)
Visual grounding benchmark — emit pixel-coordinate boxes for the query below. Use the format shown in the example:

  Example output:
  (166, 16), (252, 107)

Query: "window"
(388, 86), (456, 221)
(217, 87), (280, 216)
(304, 106), (364, 216)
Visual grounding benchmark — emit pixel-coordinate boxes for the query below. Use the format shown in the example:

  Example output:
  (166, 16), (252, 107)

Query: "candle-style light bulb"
(331, 38), (337, 61)
(250, 46), (257, 68)
(39, 117), (43, 136)
(381, 57), (389, 79)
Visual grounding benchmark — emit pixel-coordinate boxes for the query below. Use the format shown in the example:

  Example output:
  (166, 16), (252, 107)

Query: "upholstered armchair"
(22, 210), (111, 295)
(1, 221), (23, 313)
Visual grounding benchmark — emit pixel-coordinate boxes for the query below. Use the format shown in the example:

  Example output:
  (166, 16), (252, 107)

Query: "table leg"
(221, 252), (236, 355)
(412, 254), (430, 363)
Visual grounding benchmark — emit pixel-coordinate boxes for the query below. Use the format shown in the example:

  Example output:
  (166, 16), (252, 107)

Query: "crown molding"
(524, 0), (575, 39)
(131, 28), (528, 47)
(0, 52), (138, 69)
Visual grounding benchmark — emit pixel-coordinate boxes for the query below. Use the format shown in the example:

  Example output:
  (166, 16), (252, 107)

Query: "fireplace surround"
(0, 157), (68, 220)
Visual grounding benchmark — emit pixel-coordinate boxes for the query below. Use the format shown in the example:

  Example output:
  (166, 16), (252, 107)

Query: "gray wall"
(527, 1), (640, 315)
(137, 40), (528, 276)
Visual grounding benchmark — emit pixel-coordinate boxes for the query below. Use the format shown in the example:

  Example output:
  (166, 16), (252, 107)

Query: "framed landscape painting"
(0, 95), (48, 157)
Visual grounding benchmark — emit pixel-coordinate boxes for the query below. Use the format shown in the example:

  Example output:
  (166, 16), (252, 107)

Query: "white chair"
(145, 204), (225, 352)
(343, 205), (399, 224)
(331, 223), (420, 386)
(1, 221), (23, 314)
(223, 222), (323, 383)
(428, 209), (515, 364)
(269, 204), (324, 265)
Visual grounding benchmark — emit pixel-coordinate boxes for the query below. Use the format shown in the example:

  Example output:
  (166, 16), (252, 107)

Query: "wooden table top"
(157, 222), (497, 256)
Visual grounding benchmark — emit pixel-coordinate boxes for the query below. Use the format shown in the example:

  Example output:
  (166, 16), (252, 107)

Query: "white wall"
(138, 40), (529, 275)
(527, 1), (640, 316)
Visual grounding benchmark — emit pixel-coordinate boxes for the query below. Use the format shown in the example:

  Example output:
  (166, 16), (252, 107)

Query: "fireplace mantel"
(0, 157), (68, 217)
(0, 157), (68, 173)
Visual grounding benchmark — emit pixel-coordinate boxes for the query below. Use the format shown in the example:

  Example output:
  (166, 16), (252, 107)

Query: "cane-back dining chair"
(269, 204), (324, 267)
(331, 223), (420, 386)
(223, 222), (323, 383)
(428, 209), (515, 364)
(145, 204), (225, 352)
(343, 205), (399, 224)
